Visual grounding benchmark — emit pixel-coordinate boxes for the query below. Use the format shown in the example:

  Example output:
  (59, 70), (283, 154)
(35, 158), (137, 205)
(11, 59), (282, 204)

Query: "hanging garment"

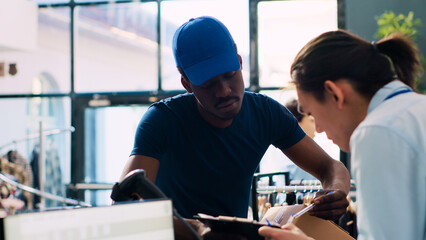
(4, 150), (34, 189)
(44, 143), (64, 207)
(30, 147), (40, 207)
(0, 173), (17, 199)
(30, 143), (64, 208)
(0, 157), (33, 209)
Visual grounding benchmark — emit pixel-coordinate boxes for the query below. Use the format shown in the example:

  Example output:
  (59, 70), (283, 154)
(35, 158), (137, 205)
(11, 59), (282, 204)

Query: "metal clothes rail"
(0, 123), (75, 209)
(0, 126), (75, 151)
(256, 185), (323, 195)
(0, 172), (90, 207)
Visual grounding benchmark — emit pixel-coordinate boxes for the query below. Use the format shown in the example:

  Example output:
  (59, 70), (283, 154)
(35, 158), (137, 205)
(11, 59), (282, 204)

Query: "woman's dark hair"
(291, 29), (423, 101)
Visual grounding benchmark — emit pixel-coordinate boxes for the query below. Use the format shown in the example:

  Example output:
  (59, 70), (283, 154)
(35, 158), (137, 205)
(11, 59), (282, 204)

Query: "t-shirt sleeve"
(267, 98), (305, 150)
(130, 104), (169, 159)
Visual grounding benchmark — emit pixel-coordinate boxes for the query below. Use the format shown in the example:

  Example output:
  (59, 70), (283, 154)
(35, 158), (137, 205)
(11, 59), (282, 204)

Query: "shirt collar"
(367, 80), (412, 114)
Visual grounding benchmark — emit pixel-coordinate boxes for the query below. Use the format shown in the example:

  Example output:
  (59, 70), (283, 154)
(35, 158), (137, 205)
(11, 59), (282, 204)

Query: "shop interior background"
(0, 0), (424, 207)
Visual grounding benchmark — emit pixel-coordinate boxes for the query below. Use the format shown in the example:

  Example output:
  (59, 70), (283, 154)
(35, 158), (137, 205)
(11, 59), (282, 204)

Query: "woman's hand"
(258, 223), (314, 240)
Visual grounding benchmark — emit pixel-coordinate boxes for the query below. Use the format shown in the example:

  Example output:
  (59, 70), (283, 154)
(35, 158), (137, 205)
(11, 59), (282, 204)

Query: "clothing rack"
(256, 184), (323, 195)
(252, 172), (357, 221)
(251, 172), (291, 221)
(257, 180), (356, 197)
(0, 172), (91, 207)
(0, 125), (75, 151)
(289, 179), (323, 186)
(289, 179), (356, 186)
(0, 123), (75, 209)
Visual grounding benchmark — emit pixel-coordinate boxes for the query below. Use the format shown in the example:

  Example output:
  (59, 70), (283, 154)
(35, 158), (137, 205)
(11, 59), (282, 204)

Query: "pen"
(287, 203), (315, 223)
(265, 219), (272, 227)
(287, 213), (295, 224)
(287, 191), (335, 224)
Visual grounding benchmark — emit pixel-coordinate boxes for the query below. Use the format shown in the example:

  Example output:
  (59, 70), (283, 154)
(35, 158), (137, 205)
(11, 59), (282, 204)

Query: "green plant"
(375, 11), (422, 39)
(375, 11), (425, 93)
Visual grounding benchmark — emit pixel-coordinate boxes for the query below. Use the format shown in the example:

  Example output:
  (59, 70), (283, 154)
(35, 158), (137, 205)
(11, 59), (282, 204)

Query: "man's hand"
(310, 189), (349, 220)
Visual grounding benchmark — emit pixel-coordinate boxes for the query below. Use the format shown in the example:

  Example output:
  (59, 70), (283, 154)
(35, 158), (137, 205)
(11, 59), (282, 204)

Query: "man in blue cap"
(120, 16), (350, 238)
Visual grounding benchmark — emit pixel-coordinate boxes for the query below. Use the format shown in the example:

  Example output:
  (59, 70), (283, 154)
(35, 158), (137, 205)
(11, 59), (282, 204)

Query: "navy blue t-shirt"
(131, 92), (305, 218)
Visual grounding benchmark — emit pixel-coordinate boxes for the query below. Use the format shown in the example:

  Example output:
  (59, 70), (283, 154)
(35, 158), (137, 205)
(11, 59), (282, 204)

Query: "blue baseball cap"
(172, 16), (241, 86)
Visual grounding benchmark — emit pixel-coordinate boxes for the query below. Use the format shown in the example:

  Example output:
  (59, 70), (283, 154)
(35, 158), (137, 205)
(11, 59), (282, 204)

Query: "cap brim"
(184, 51), (240, 86)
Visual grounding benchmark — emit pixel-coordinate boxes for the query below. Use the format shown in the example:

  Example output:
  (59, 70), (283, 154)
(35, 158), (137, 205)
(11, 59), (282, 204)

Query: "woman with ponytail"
(259, 30), (425, 240)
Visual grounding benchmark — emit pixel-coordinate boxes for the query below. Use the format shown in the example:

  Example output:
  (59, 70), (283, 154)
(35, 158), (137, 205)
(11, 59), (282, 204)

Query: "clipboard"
(260, 204), (355, 240)
(195, 213), (280, 240)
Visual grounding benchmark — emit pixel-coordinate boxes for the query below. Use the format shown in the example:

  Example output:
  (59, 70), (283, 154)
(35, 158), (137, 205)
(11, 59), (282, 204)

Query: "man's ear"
(238, 54), (243, 69)
(324, 80), (344, 109)
(181, 76), (193, 93)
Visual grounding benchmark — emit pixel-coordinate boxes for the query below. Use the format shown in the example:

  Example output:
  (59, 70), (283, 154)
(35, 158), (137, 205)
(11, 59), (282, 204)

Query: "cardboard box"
(262, 205), (354, 240)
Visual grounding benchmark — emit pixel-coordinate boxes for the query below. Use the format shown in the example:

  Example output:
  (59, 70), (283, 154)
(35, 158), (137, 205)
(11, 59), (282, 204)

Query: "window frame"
(0, 0), (347, 202)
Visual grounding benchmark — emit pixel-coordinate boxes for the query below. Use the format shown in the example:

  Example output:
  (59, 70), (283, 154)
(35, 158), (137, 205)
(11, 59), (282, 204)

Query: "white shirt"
(350, 80), (426, 240)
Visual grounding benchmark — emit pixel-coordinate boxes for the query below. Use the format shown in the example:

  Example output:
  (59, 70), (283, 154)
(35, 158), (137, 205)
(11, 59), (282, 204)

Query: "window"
(1, 0), (342, 207)
(0, 7), (71, 94)
(258, 0), (338, 87)
(75, 2), (159, 92)
(84, 105), (148, 205)
(160, 0), (249, 90)
(258, 0), (339, 180)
